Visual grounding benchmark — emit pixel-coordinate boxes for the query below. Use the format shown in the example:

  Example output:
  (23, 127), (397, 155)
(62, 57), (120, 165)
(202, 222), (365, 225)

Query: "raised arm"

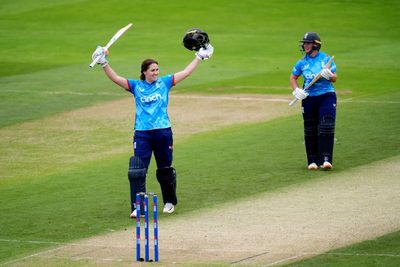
(174, 43), (214, 86)
(102, 64), (129, 90)
(174, 57), (201, 85)
(91, 46), (129, 90)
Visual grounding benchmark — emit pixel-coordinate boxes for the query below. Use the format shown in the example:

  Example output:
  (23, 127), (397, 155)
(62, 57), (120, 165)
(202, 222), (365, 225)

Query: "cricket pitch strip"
(4, 94), (400, 266)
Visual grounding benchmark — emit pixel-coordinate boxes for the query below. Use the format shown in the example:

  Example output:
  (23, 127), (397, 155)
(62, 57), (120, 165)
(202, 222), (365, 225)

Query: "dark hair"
(140, 59), (159, 80)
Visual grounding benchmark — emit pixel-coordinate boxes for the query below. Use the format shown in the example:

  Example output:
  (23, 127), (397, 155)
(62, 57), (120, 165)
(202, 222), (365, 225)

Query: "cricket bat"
(89, 23), (133, 68)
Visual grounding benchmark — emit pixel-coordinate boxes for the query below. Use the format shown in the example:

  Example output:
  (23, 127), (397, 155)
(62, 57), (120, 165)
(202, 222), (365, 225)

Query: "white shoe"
(322, 161), (333, 170)
(130, 210), (137, 218)
(163, 203), (175, 214)
(129, 209), (143, 218)
(308, 163), (318, 170)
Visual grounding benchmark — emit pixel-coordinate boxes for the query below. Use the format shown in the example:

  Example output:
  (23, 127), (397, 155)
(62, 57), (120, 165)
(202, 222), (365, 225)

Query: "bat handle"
(289, 98), (298, 106)
(89, 46), (110, 68)
(89, 54), (101, 68)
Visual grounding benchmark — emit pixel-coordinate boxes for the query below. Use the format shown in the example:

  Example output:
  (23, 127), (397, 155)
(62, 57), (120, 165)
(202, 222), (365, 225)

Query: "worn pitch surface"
(4, 94), (399, 266)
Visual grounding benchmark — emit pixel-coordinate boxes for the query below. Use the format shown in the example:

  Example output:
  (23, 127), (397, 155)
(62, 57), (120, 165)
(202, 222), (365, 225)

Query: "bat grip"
(288, 56), (334, 107)
(89, 54), (101, 68)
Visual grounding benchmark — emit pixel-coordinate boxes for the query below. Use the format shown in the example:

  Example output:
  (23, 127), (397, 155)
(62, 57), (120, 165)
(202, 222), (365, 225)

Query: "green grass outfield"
(1, 0), (399, 265)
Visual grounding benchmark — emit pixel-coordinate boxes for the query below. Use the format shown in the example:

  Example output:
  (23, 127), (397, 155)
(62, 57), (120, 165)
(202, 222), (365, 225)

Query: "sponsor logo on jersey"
(305, 73), (316, 80)
(140, 93), (162, 104)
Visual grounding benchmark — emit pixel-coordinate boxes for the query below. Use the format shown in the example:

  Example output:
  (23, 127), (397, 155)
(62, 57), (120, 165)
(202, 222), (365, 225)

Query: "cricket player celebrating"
(91, 29), (214, 217)
(290, 32), (338, 170)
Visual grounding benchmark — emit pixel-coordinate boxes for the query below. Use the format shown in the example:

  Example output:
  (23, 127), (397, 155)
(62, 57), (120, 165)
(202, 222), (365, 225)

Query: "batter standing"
(290, 32), (338, 170)
(92, 42), (214, 217)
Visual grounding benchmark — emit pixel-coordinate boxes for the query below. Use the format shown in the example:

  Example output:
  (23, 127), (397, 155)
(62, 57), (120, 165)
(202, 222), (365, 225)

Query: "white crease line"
(0, 241), (129, 266)
(0, 238), (131, 248)
(1, 89), (399, 104)
(67, 256), (124, 262)
(174, 95), (400, 104)
(0, 90), (125, 96)
(265, 254), (303, 266)
(1, 90), (179, 96)
(0, 89), (291, 102)
(1, 246), (66, 266)
(3, 241), (399, 266)
(1, 90), (290, 102)
(341, 99), (400, 104)
(171, 95), (290, 102)
(0, 239), (63, 245)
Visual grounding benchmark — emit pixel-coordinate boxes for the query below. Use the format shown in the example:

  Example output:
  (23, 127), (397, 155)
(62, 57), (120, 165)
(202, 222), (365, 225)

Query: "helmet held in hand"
(183, 28), (209, 51)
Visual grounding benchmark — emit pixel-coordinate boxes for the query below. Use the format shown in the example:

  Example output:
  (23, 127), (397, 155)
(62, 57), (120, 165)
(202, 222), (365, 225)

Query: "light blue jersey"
(127, 75), (175, 130)
(292, 51), (336, 97)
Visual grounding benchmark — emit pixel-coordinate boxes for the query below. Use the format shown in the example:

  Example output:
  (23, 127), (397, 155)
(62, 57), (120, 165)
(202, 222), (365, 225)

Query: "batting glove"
(321, 68), (334, 80)
(292, 87), (308, 100)
(92, 46), (109, 67)
(196, 43), (214, 60)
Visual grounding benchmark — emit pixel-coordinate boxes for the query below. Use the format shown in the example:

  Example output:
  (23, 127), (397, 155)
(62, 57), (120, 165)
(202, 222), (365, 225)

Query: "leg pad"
(156, 167), (177, 205)
(128, 156), (147, 212)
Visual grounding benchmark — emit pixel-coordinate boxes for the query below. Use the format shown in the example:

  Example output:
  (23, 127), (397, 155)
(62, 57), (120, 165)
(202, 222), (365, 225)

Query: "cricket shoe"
(129, 209), (144, 218)
(308, 163), (318, 170)
(321, 161), (333, 170)
(163, 203), (175, 214)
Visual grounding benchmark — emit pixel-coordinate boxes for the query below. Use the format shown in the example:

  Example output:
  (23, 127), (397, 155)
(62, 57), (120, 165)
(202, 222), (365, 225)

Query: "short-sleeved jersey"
(127, 75), (174, 130)
(292, 51), (337, 97)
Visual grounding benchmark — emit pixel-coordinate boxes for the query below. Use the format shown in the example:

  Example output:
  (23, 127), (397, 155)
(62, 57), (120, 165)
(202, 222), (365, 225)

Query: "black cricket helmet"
(182, 28), (209, 51)
(300, 32), (322, 52)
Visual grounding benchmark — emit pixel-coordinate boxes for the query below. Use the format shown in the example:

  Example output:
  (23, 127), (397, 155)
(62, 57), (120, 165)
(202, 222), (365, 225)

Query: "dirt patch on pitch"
(0, 93), (296, 180)
(9, 157), (400, 266)
(5, 94), (399, 266)
(169, 93), (296, 137)
(8, 157), (400, 266)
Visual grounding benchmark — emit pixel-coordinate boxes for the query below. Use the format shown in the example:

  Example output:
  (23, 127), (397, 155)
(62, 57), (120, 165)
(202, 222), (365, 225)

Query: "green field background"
(1, 0), (399, 266)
